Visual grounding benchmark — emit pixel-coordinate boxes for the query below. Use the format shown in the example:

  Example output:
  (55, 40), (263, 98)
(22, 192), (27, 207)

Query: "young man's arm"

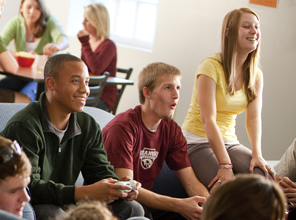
(176, 167), (209, 198)
(115, 167), (207, 220)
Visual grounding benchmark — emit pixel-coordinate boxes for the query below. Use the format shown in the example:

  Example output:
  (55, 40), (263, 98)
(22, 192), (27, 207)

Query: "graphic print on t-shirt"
(140, 148), (159, 169)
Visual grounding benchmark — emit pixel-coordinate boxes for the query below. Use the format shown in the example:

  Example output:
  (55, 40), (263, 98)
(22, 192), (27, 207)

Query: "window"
(67, 0), (159, 52)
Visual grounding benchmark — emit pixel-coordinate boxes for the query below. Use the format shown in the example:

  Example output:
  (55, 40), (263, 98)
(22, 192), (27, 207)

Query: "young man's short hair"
(138, 62), (181, 104)
(44, 54), (83, 91)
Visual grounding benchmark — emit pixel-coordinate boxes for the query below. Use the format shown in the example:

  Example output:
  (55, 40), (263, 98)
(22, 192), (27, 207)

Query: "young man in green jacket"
(1, 54), (144, 220)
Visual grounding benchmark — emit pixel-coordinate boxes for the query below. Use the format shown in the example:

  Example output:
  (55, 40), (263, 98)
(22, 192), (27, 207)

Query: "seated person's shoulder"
(103, 107), (141, 131)
(101, 39), (116, 50)
(0, 209), (24, 220)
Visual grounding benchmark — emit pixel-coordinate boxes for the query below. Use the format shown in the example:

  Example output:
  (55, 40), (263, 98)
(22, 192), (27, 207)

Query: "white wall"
(2, 0), (296, 160)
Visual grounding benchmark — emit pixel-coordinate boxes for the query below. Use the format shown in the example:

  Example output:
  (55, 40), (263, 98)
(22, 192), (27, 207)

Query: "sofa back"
(0, 103), (114, 132)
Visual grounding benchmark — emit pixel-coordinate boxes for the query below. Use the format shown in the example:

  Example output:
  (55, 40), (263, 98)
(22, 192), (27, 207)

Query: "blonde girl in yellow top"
(182, 8), (274, 192)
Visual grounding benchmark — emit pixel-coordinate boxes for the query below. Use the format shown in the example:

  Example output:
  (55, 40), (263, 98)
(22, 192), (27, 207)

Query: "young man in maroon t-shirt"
(103, 62), (209, 220)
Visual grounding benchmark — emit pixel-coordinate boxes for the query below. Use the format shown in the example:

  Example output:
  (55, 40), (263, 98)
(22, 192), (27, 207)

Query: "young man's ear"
(142, 87), (151, 100)
(45, 77), (55, 91)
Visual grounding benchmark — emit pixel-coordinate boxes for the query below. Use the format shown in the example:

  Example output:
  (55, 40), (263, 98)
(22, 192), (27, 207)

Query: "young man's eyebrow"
(70, 75), (82, 78)
(8, 186), (25, 192)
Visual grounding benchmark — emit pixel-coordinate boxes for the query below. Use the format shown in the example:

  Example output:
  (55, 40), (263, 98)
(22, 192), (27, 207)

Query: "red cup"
(16, 56), (35, 68)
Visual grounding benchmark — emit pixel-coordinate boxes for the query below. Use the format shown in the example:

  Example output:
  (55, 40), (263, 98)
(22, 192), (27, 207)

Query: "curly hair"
(61, 200), (116, 220)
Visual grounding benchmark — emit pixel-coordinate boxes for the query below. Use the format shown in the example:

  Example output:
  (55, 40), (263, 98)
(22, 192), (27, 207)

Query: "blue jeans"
(19, 82), (37, 101)
(0, 77), (37, 101)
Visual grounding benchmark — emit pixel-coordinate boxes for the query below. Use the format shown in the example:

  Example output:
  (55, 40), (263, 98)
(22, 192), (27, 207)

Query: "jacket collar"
(38, 92), (82, 142)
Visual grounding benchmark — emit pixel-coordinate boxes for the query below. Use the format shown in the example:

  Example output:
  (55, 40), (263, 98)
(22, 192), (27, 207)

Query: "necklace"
(27, 26), (35, 42)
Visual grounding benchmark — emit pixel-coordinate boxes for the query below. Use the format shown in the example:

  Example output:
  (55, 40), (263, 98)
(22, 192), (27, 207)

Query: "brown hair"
(201, 174), (286, 220)
(221, 8), (261, 104)
(20, 0), (50, 38)
(0, 136), (31, 182)
(138, 62), (181, 104)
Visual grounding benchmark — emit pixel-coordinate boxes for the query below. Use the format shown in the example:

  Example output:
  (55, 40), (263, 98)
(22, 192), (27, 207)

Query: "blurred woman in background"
(0, 0), (69, 101)
(77, 3), (117, 112)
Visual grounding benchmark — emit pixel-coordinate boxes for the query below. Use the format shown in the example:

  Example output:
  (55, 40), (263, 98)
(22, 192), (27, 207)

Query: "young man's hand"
(175, 196), (207, 220)
(75, 178), (135, 203)
(119, 176), (141, 201)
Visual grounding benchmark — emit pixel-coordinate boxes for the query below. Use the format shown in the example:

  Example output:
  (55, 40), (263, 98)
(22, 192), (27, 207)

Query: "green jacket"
(0, 93), (118, 207)
(0, 15), (68, 55)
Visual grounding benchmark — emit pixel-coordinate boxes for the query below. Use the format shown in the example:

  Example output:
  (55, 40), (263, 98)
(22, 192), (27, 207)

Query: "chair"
(86, 72), (109, 107)
(112, 67), (133, 115)
(0, 103), (114, 133)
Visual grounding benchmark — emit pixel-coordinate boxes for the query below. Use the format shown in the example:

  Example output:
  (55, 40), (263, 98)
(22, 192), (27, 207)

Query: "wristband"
(219, 163), (233, 169)
(219, 163), (232, 165)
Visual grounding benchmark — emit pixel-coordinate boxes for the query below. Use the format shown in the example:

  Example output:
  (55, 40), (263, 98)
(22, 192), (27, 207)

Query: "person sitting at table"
(77, 3), (117, 112)
(0, 136), (32, 218)
(0, 0), (69, 102)
(0, 0), (30, 103)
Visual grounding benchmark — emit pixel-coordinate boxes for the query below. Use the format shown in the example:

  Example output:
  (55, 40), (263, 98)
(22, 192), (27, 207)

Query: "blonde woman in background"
(182, 8), (273, 192)
(77, 3), (117, 112)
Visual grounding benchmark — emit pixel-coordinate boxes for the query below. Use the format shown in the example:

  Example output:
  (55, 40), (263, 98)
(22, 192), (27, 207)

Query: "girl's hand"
(208, 168), (234, 192)
(29, 51), (38, 55)
(249, 156), (274, 179)
(77, 29), (89, 38)
(43, 43), (60, 56)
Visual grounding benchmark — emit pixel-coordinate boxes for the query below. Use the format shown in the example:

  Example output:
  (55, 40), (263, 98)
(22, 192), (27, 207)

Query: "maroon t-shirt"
(79, 36), (117, 111)
(103, 105), (191, 190)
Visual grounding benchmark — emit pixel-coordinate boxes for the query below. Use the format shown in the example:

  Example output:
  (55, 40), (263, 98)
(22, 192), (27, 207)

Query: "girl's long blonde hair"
(221, 8), (261, 104)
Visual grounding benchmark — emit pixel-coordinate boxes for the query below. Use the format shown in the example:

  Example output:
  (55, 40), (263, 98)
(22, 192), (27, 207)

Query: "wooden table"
(0, 60), (134, 99)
